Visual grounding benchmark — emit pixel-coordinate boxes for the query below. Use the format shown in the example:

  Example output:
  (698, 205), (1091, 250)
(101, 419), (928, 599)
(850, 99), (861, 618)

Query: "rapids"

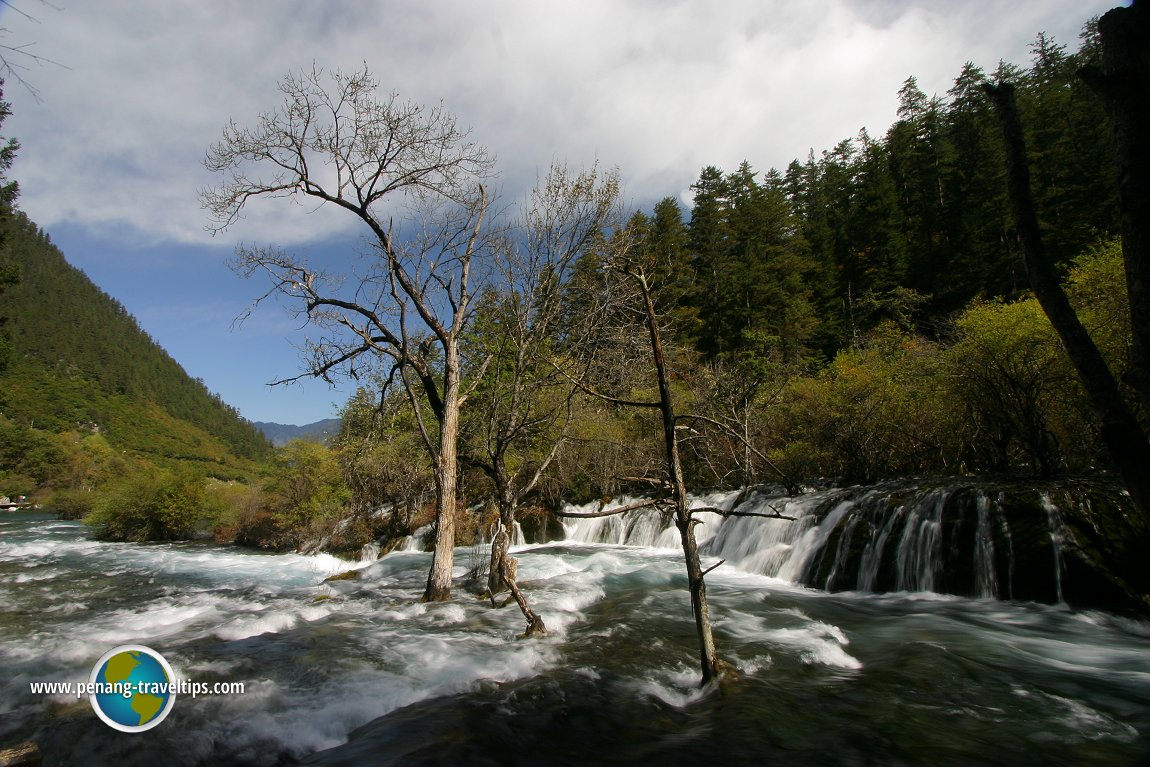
(1, 508), (1148, 766)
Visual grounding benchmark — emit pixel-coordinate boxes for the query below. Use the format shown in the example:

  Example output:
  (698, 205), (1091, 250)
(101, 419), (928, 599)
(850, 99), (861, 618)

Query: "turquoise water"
(1, 511), (1148, 765)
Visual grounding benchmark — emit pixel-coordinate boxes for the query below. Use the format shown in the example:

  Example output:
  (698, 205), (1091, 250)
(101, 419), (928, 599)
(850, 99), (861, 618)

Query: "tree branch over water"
(552, 498), (666, 519)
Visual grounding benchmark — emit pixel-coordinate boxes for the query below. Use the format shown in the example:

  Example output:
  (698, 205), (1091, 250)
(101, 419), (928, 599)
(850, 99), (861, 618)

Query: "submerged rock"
(0, 742), (41, 767)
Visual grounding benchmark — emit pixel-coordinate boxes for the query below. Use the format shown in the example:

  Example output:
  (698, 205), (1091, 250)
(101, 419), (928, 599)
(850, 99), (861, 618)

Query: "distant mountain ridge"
(253, 418), (342, 447)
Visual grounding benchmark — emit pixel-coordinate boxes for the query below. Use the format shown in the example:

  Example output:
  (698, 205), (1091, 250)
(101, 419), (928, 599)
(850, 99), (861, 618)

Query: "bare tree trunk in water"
(986, 80), (1150, 529)
(424, 360), (463, 602)
(635, 270), (721, 685)
(488, 522), (547, 637)
(487, 521), (511, 598)
(486, 481), (517, 598)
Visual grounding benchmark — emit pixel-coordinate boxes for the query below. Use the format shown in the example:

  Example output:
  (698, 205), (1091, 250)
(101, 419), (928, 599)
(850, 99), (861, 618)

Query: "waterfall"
(893, 489), (946, 592)
(856, 502), (905, 592)
(561, 497), (677, 548)
(1040, 493), (1068, 604)
(973, 493), (998, 598)
(510, 520), (525, 547)
(392, 524), (433, 552)
(359, 541), (381, 562)
(556, 478), (1122, 605)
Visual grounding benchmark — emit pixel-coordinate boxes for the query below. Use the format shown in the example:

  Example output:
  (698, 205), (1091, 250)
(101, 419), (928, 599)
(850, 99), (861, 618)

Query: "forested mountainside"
(653, 32), (1116, 362)
(0, 211), (271, 474)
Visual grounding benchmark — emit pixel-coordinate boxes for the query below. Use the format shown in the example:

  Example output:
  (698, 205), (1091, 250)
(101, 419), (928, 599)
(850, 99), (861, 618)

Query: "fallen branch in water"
(689, 503), (796, 522)
(552, 498), (668, 518)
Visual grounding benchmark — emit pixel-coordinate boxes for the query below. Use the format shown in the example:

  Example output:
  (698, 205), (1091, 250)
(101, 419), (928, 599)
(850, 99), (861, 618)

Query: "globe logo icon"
(88, 644), (177, 732)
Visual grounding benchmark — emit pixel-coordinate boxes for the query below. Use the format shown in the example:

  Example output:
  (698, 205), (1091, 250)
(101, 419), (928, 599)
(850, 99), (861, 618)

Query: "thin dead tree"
(553, 220), (794, 686)
(201, 65), (496, 602)
(1080, 0), (1150, 419)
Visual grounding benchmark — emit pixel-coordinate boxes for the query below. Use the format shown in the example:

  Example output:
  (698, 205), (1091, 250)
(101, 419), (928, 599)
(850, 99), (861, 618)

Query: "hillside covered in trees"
(0, 209), (271, 499)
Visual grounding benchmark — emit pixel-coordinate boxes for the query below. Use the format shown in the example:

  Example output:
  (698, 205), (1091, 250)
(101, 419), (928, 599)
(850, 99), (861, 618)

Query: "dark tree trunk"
(986, 81), (1150, 528)
(638, 273), (720, 685)
(1081, 1), (1150, 417)
(487, 522), (511, 598)
(487, 483), (515, 598)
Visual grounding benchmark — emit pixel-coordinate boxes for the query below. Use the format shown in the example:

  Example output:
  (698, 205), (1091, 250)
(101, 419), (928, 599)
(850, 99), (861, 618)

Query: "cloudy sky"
(2, 0), (1119, 425)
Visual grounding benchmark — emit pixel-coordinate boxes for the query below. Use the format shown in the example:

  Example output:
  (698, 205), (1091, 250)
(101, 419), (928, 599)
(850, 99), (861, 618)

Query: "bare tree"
(201, 65), (496, 602)
(0, 1), (66, 100)
(464, 162), (621, 636)
(553, 220), (793, 686)
(552, 221), (713, 685)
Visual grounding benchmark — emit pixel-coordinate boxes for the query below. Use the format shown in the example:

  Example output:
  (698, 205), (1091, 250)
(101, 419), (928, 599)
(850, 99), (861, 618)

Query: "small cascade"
(856, 502), (905, 592)
(893, 489), (946, 592)
(824, 511), (863, 590)
(700, 491), (823, 577)
(994, 492), (1016, 600)
(973, 493), (998, 598)
(774, 498), (859, 584)
(395, 524), (432, 552)
(556, 478), (1129, 605)
(1040, 493), (1068, 604)
(359, 541), (381, 562)
(561, 497), (675, 548)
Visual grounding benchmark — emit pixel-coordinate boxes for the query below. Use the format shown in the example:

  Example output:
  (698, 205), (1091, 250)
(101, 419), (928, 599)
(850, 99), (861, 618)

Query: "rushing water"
(564, 481), (1139, 607)
(1, 509), (1148, 766)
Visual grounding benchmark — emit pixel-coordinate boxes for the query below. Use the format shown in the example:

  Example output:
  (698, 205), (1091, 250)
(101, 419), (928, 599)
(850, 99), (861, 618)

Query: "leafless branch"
(690, 504), (796, 522)
(675, 412), (796, 491)
(552, 498), (666, 518)
(700, 559), (726, 578)
(0, 0), (68, 101)
(548, 356), (661, 409)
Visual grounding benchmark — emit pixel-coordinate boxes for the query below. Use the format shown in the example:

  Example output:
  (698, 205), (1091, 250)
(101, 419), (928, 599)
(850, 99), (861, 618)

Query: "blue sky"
(1, 0), (1120, 425)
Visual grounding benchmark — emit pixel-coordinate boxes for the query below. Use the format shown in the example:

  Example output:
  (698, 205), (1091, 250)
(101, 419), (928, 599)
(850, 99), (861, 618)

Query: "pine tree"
(0, 80), (19, 374)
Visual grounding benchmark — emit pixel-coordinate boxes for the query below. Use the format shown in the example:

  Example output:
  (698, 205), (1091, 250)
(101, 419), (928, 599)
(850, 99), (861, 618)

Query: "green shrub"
(86, 469), (218, 541)
(50, 489), (97, 520)
(772, 323), (960, 483)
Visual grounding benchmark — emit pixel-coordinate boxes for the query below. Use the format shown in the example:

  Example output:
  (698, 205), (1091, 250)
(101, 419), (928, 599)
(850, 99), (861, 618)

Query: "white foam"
(631, 664), (713, 708)
(761, 622), (862, 670)
(215, 610), (300, 641)
(429, 603), (468, 625)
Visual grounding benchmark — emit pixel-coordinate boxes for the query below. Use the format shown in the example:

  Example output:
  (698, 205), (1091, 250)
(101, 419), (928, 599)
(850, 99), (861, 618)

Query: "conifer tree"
(0, 80), (18, 375)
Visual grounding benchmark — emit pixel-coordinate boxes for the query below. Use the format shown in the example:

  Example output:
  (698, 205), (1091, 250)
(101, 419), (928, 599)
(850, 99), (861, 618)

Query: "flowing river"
(1, 506), (1148, 766)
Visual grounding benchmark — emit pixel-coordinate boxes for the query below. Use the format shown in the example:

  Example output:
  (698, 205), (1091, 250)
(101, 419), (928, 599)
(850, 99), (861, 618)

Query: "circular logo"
(88, 644), (177, 732)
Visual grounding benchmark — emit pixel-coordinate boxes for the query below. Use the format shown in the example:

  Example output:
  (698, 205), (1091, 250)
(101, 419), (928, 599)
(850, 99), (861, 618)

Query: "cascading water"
(973, 492), (999, 598)
(358, 541), (381, 562)
(1041, 492), (1069, 604)
(558, 478), (1136, 606)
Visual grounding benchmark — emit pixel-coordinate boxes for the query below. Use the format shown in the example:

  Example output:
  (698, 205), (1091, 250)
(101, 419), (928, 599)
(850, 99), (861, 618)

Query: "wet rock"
(0, 742), (42, 767)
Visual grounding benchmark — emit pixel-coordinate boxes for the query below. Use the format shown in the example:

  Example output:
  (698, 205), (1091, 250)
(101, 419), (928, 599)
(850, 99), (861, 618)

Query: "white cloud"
(4, 0), (1114, 248)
